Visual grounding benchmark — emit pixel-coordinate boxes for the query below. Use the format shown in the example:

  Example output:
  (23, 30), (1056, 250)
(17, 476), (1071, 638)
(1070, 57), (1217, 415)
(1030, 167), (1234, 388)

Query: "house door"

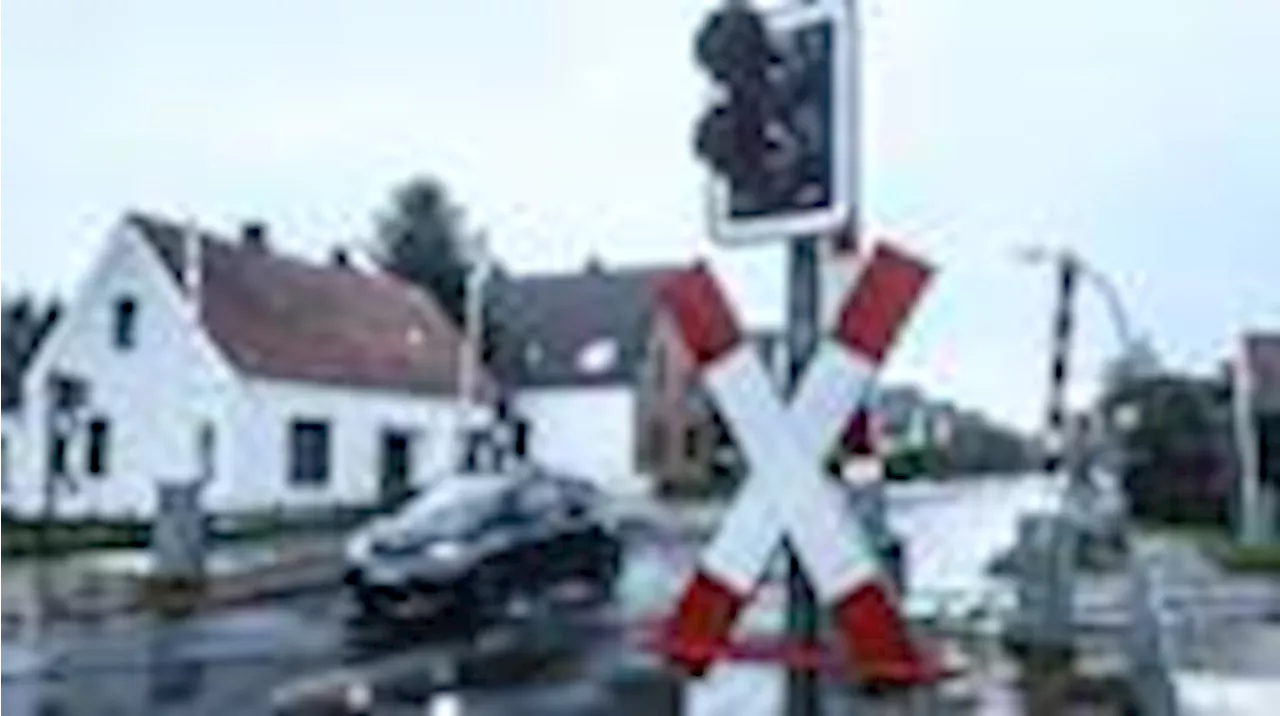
(379, 430), (413, 508)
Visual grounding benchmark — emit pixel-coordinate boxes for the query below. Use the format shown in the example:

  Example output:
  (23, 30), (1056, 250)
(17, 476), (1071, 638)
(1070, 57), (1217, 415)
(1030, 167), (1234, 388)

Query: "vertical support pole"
(1010, 514), (1076, 713)
(458, 234), (490, 471)
(1044, 254), (1078, 476)
(786, 237), (821, 716)
(35, 386), (57, 635)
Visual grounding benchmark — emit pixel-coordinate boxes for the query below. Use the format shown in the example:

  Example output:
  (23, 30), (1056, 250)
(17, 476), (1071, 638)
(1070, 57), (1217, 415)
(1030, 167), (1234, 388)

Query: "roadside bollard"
(848, 482), (906, 595)
(145, 481), (208, 612)
(1126, 563), (1177, 716)
(1004, 514), (1077, 712)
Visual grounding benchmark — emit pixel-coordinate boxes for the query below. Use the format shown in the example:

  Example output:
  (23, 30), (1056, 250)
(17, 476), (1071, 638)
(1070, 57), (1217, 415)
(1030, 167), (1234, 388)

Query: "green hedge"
(1, 517), (151, 556)
(1, 506), (375, 557)
(1211, 542), (1280, 574)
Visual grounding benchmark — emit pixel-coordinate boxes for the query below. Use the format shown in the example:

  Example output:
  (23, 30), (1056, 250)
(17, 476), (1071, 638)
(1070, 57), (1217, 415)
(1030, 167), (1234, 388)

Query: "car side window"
(515, 482), (567, 521)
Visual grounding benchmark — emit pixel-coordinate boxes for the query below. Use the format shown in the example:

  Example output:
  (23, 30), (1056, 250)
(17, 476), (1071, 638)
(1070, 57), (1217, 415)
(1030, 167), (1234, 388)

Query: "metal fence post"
(1127, 563), (1178, 716)
(1006, 514), (1077, 712)
(152, 482), (207, 586)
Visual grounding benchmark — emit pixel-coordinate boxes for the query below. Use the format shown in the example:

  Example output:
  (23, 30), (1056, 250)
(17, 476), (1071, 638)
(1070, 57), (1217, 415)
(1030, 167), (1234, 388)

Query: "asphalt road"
(1, 527), (696, 716)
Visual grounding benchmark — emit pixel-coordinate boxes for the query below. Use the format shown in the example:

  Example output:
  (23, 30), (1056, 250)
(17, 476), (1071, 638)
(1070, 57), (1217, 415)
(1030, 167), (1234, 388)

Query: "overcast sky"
(4, 0), (1279, 430)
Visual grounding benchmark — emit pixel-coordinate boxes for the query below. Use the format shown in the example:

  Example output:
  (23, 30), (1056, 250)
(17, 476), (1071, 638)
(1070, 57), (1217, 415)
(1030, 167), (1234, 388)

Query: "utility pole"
(786, 237), (822, 716)
(1043, 253), (1078, 477)
(689, 1), (860, 711)
(458, 232), (490, 469)
(36, 372), (87, 632)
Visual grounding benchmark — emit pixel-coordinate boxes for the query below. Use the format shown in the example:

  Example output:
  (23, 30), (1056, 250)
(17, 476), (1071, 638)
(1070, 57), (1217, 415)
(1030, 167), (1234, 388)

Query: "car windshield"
(395, 476), (514, 536)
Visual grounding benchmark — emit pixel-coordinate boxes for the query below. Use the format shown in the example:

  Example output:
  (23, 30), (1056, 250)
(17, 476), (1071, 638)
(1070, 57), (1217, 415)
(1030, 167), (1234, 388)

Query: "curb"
(3, 554), (345, 624)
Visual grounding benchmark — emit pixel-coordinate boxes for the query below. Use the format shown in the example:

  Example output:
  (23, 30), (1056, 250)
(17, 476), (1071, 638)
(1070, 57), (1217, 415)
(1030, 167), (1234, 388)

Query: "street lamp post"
(458, 233), (491, 468)
(1016, 246), (1142, 482)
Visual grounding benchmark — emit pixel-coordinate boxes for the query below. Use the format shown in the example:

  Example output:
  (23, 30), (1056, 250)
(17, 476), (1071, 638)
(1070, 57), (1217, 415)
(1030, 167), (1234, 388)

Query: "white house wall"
(517, 386), (637, 491)
(12, 224), (238, 520)
(230, 377), (462, 512)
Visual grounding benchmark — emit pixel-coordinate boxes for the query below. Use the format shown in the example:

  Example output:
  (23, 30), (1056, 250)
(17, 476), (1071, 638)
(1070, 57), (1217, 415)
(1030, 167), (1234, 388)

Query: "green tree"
(2, 293), (61, 408)
(1103, 375), (1232, 525)
(372, 177), (472, 327)
(371, 177), (506, 362)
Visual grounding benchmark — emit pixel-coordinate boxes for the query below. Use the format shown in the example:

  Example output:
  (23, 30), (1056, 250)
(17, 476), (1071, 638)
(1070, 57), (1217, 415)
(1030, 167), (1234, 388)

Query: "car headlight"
(427, 541), (466, 562)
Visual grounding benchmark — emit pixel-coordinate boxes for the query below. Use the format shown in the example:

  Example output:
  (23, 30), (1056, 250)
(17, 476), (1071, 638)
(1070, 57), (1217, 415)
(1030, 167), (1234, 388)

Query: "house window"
(289, 420), (330, 486)
(684, 426), (700, 461)
(49, 434), (68, 477)
(378, 429), (413, 505)
(87, 418), (110, 475)
(114, 297), (137, 349)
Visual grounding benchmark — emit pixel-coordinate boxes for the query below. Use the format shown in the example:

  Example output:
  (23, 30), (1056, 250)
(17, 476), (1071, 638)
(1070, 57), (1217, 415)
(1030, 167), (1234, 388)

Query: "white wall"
(517, 386), (637, 491)
(227, 377), (462, 513)
(13, 225), (238, 520)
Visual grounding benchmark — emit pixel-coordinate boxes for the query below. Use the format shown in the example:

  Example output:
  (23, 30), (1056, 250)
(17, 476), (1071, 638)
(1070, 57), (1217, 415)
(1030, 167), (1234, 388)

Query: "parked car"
(343, 471), (622, 621)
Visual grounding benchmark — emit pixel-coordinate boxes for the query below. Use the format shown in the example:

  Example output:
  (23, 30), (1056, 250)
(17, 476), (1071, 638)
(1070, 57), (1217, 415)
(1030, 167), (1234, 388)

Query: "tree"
(1102, 374), (1233, 525)
(372, 177), (472, 327)
(371, 177), (506, 362)
(2, 293), (61, 409)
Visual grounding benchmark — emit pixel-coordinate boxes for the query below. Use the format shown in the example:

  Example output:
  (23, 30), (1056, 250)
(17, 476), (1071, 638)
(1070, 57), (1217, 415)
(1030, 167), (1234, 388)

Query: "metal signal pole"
(786, 236), (822, 716)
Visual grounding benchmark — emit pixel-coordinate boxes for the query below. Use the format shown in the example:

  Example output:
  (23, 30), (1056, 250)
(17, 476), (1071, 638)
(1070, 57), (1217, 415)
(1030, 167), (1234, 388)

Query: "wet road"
(12, 478), (1277, 714)
(1, 527), (698, 716)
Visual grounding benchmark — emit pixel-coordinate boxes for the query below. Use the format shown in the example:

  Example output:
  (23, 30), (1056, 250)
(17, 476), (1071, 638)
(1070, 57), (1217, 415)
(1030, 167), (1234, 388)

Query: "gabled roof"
(489, 262), (687, 388)
(129, 212), (492, 397)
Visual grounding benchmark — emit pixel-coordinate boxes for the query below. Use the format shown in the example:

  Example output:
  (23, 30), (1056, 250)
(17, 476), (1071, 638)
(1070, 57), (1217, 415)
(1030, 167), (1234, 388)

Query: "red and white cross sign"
(656, 242), (937, 685)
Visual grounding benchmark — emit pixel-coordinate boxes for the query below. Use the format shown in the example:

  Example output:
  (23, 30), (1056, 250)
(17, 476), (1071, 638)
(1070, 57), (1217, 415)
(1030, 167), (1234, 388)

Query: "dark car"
(343, 472), (622, 621)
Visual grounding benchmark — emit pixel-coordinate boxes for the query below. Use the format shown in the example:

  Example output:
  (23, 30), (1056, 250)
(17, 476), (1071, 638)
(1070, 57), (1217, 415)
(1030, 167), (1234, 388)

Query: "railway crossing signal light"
(693, 0), (852, 243)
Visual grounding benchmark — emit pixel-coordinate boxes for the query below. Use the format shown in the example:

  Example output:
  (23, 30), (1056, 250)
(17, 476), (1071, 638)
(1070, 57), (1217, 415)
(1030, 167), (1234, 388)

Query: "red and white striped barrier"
(656, 243), (938, 686)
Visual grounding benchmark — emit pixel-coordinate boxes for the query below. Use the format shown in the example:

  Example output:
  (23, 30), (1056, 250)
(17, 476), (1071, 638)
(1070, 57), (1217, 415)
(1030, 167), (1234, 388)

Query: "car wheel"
(461, 568), (506, 625)
(580, 549), (619, 601)
(349, 586), (389, 621)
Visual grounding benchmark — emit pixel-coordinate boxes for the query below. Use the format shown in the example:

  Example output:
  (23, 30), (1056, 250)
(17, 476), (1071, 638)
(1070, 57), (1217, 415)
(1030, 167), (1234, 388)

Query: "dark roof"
(129, 212), (492, 397)
(490, 263), (687, 387)
(1244, 332), (1280, 412)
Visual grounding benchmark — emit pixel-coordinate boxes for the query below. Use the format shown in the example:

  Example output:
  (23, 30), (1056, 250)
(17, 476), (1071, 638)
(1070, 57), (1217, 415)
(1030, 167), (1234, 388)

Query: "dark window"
(87, 418), (109, 475)
(684, 426), (700, 461)
(50, 434), (68, 476)
(289, 420), (330, 486)
(114, 297), (137, 349)
(379, 429), (412, 505)
(513, 420), (529, 457)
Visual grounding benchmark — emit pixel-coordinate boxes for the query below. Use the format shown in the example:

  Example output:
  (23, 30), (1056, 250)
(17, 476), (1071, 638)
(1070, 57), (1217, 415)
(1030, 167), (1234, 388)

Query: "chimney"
(331, 246), (351, 269)
(241, 221), (268, 250)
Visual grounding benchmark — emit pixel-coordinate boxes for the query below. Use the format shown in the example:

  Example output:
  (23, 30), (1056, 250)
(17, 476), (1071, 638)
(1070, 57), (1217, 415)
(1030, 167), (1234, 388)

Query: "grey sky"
(4, 0), (1278, 430)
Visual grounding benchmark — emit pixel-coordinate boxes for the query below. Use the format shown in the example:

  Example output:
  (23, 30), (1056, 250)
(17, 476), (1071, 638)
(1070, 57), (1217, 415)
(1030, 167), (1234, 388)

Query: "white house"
(5, 213), (492, 520)
(489, 262), (693, 494)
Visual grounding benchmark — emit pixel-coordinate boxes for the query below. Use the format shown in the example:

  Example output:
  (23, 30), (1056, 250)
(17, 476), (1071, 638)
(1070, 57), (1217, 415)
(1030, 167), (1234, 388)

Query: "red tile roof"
(129, 213), (493, 398)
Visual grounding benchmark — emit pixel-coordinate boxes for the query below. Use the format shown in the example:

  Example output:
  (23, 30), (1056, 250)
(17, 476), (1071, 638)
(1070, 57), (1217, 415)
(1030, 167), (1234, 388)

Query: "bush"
(1211, 542), (1280, 573)
(1, 517), (150, 556)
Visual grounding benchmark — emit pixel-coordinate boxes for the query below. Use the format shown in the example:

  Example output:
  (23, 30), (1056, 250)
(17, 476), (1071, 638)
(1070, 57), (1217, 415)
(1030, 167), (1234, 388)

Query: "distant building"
(3, 213), (491, 519)
(1233, 331), (1280, 544)
(489, 259), (712, 493)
